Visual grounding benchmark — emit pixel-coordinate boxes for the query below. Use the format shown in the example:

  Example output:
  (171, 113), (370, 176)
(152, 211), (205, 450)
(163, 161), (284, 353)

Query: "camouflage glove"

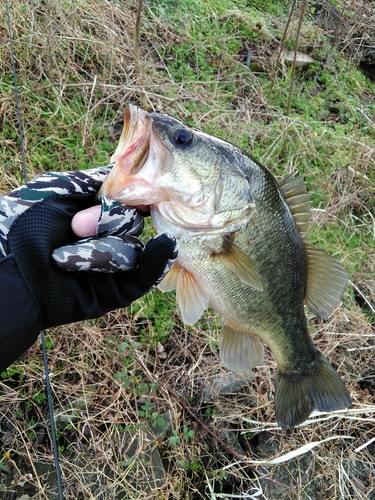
(0, 167), (178, 372)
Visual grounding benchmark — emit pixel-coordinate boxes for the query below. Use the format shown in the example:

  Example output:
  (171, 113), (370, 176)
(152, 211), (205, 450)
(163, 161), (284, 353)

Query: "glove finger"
(97, 196), (143, 237)
(133, 233), (178, 292)
(0, 166), (114, 256)
(13, 166), (113, 203)
(53, 235), (143, 272)
(73, 233), (178, 313)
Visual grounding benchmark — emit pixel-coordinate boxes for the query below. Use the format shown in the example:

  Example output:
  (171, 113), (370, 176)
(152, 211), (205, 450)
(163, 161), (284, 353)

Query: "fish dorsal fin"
(176, 268), (210, 326)
(158, 263), (180, 292)
(279, 173), (311, 237)
(305, 243), (348, 319)
(220, 323), (264, 372)
(213, 237), (263, 291)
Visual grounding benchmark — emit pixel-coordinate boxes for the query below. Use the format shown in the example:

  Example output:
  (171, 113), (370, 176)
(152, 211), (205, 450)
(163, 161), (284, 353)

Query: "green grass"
(129, 290), (178, 345)
(1, 0), (375, 498)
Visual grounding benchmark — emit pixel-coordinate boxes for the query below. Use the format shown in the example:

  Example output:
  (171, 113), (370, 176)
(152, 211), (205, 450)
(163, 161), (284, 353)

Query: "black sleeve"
(8, 194), (176, 328)
(0, 193), (177, 372)
(0, 256), (41, 372)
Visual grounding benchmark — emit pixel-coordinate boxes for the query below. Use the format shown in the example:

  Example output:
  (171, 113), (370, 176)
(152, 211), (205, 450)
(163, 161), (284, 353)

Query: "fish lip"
(110, 104), (152, 175)
(98, 104), (153, 202)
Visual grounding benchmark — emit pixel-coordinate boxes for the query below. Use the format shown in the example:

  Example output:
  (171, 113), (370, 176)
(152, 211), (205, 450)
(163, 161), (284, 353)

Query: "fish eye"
(171, 128), (194, 147)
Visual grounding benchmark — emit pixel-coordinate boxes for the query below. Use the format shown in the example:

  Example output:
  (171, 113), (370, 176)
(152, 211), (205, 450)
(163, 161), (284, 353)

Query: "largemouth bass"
(99, 104), (351, 428)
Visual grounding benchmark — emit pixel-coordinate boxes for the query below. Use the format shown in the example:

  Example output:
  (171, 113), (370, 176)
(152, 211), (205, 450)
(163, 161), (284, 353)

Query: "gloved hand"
(0, 167), (178, 372)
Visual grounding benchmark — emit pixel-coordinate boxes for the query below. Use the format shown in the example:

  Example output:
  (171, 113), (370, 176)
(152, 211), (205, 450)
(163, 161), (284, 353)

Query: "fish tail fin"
(275, 351), (351, 429)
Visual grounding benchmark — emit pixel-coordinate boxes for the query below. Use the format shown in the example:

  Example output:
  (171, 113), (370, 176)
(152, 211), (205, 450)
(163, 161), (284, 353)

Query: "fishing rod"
(5, 1), (64, 498)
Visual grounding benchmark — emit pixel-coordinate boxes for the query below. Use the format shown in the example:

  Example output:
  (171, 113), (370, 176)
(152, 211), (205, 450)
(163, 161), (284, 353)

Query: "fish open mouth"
(110, 104), (151, 173)
(98, 104), (152, 203)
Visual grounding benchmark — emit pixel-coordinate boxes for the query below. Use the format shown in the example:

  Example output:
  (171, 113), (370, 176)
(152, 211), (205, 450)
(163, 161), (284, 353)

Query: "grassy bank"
(1, 0), (374, 498)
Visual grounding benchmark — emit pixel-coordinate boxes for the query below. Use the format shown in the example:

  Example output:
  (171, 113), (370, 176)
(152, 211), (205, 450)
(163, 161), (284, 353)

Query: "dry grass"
(1, 0), (375, 498)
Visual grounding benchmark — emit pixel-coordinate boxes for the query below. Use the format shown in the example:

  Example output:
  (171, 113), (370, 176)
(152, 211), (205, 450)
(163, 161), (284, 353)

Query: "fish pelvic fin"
(220, 323), (264, 372)
(305, 243), (348, 319)
(279, 173), (311, 237)
(176, 268), (209, 326)
(275, 351), (351, 429)
(158, 263), (180, 292)
(213, 237), (263, 291)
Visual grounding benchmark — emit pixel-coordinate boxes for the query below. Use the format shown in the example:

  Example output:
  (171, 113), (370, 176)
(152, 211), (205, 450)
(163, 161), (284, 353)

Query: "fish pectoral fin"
(176, 268), (209, 326)
(279, 173), (311, 237)
(275, 351), (351, 429)
(214, 238), (263, 291)
(220, 323), (264, 372)
(305, 243), (348, 319)
(158, 263), (180, 292)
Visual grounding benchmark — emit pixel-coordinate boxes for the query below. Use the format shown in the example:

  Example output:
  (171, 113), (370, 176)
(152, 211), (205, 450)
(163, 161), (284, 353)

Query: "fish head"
(99, 104), (254, 231)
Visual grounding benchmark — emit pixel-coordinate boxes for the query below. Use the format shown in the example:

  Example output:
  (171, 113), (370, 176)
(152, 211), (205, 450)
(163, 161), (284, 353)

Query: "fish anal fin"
(305, 243), (348, 319)
(158, 263), (180, 292)
(275, 351), (351, 429)
(176, 268), (209, 326)
(220, 323), (264, 372)
(213, 237), (263, 291)
(279, 173), (311, 237)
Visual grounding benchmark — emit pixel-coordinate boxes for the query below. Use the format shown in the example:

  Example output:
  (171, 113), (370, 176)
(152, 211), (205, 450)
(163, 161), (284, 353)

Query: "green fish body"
(100, 104), (351, 428)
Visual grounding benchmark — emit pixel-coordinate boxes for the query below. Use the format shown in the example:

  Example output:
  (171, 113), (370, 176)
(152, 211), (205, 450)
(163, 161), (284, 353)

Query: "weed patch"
(1, 0), (374, 498)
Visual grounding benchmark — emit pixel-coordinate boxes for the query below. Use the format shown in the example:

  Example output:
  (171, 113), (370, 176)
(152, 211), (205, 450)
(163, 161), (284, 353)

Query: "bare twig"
(285, 0), (307, 117)
(134, 0), (148, 108)
(133, 353), (297, 494)
(269, 0), (297, 96)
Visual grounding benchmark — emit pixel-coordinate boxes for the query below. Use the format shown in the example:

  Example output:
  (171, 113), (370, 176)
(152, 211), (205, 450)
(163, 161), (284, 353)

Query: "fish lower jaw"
(152, 217), (224, 242)
(153, 206), (245, 239)
(109, 182), (162, 207)
(134, 204), (150, 212)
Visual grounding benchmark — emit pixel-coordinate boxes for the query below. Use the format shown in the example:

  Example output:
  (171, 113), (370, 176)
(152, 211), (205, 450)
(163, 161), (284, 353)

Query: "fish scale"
(99, 104), (351, 429)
